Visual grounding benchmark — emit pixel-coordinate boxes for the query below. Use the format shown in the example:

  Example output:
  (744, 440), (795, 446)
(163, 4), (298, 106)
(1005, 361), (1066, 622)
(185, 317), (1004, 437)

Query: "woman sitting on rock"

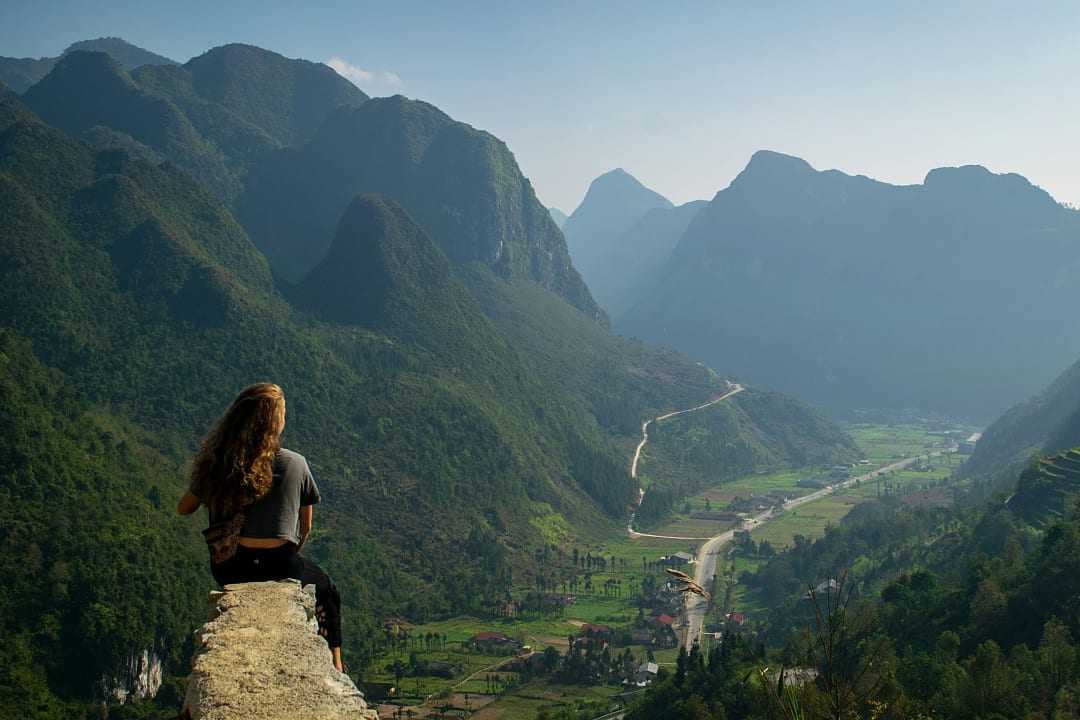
(177, 382), (345, 672)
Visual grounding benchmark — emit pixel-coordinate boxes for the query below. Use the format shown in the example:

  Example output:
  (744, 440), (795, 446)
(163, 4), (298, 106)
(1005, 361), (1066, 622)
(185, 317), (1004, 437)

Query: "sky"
(2, 1), (1078, 212)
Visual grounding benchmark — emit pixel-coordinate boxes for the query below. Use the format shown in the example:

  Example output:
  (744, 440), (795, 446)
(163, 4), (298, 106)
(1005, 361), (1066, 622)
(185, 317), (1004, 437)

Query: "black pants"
(211, 544), (342, 648)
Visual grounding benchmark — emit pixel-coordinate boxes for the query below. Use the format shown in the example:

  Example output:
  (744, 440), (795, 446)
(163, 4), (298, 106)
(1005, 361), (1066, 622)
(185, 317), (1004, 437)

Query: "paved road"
(678, 452), (945, 648)
(627, 384), (745, 541)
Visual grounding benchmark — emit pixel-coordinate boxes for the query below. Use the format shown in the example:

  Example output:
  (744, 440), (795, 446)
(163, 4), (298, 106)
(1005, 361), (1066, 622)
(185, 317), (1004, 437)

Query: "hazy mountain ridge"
(599, 199), (706, 316)
(622, 150), (1080, 419)
(563, 168), (673, 285)
(0, 36), (176, 93)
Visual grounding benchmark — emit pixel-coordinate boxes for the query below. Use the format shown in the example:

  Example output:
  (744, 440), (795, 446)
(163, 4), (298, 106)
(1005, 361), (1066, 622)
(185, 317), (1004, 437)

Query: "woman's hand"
(298, 504), (314, 549)
(177, 492), (201, 515)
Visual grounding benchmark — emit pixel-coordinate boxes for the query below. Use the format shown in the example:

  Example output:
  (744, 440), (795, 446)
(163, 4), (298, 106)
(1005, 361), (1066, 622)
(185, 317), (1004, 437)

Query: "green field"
(470, 682), (620, 720)
(749, 495), (862, 549)
(846, 423), (953, 463)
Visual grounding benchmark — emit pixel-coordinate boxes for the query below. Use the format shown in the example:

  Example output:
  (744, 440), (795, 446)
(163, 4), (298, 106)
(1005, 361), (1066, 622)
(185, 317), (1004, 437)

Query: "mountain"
(590, 199), (706, 317)
(0, 51), (858, 713)
(169, 43), (368, 147)
(66, 37), (177, 70)
(0, 103), (620, 704)
(238, 95), (602, 319)
(562, 168), (673, 298)
(20, 44), (368, 203)
(18, 45), (592, 318)
(297, 193), (516, 366)
(1007, 447), (1080, 527)
(963, 355), (1080, 489)
(22, 50), (236, 198)
(549, 206), (568, 229)
(621, 150), (1080, 420)
(0, 36), (176, 93)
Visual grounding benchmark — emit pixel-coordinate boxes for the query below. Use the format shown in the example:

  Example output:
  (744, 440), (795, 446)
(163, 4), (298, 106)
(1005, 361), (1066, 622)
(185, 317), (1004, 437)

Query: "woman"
(177, 383), (345, 672)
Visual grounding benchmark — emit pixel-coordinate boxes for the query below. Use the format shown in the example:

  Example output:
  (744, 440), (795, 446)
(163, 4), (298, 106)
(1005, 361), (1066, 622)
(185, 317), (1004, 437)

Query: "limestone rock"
(183, 580), (377, 719)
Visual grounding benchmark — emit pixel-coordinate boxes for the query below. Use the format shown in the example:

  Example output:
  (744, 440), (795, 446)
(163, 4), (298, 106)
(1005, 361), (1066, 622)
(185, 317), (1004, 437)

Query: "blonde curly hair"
(190, 383), (285, 515)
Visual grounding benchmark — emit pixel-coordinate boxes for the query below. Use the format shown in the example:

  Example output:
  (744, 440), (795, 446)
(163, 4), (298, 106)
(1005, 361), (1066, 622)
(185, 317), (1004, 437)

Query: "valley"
(4, 14), (1080, 720)
(357, 420), (968, 719)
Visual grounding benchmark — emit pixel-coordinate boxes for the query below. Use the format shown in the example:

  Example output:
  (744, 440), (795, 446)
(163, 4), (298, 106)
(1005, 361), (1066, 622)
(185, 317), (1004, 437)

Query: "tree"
(802, 572), (894, 720)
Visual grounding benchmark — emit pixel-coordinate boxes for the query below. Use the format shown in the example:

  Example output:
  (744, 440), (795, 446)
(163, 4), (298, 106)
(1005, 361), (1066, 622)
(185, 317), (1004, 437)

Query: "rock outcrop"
(183, 580), (377, 719)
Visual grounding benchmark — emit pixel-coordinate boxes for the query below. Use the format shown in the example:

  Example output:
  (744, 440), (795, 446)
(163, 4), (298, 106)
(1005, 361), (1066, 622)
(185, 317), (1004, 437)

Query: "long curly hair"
(191, 383), (285, 516)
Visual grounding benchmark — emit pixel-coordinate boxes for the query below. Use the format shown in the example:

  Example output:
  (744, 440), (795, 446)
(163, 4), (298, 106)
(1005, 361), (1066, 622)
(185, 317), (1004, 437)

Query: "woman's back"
(215, 448), (321, 545)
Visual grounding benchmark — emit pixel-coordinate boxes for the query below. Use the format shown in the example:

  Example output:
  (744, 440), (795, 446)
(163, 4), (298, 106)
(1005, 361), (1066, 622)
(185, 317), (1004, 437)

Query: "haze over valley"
(4, 6), (1080, 719)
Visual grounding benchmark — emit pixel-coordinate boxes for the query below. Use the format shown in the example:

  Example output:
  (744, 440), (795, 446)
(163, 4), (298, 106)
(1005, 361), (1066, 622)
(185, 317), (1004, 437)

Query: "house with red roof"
(469, 631), (520, 651)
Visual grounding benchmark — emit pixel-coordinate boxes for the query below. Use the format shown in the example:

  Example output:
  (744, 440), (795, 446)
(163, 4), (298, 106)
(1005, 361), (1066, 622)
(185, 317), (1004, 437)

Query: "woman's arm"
(177, 492), (201, 515)
(298, 504), (314, 548)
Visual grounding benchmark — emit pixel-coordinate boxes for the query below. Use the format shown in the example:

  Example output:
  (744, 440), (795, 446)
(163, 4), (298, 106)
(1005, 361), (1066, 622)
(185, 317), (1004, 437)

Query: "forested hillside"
(635, 391), (861, 527)
(621, 150), (1080, 420)
(0, 43), (857, 716)
(964, 356), (1080, 494)
(238, 95), (600, 318)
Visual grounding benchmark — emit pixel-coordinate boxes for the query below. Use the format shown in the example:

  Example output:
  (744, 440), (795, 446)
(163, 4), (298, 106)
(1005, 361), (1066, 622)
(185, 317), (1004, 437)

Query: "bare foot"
(332, 647), (344, 673)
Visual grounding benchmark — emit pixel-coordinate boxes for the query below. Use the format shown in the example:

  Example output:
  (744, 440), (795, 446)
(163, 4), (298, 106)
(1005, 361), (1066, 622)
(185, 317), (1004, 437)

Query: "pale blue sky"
(2, 1), (1078, 211)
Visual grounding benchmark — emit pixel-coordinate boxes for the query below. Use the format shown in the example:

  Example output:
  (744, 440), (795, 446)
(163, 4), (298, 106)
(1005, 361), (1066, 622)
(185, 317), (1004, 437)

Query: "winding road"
(627, 383), (745, 540)
(623, 383), (944, 648)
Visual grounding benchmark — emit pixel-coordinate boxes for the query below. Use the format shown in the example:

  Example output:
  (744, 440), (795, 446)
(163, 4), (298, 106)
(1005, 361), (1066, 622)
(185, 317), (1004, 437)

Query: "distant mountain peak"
(923, 164), (995, 185)
(738, 150), (816, 180)
(0, 37), (176, 94)
(184, 43), (368, 146)
(571, 168), (672, 218)
(28, 50), (137, 98)
(922, 163), (1035, 189)
(598, 167), (632, 180)
(586, 167), (666, 196)
(63, 37), (177, 66)
(923, 164), (1055, 209)
(563, 167), (674, 294)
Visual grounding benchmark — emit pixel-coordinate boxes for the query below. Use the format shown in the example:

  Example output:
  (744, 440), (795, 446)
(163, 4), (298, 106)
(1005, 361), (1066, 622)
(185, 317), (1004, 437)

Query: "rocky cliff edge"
(183, 580), (377, 719)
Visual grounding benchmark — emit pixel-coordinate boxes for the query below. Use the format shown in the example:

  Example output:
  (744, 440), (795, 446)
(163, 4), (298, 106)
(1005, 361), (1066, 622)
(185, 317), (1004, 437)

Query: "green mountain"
(168, 43), (368, 147)
(1008, 448), (1080, 527)
(0, 36), (176, 93)
(621, 150), (1080, 420)
(238, 95), (602, 318)
(0, 51), (858, 714)
(562, 168), (673, 304)
(298, 194), (461, 328)
(20, 44), (368, 204)
(0, 100), (615, 705)
(963, 356), (1080, 493)
(22, 51), (236, 198)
